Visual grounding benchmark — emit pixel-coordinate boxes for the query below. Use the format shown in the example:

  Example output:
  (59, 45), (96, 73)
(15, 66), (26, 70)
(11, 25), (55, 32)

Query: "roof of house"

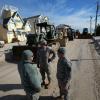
(23, 18), (26, 21)
(12, 12), (17, 18)
(24, 15), (41, 20)
(11, 11), (24, 24)
(56, 24), (70, 29)
(23, 20), (29, 28)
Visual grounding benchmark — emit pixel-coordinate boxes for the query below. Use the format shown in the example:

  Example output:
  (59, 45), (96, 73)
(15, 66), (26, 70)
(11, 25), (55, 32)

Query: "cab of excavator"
(37, 22), (57, 40)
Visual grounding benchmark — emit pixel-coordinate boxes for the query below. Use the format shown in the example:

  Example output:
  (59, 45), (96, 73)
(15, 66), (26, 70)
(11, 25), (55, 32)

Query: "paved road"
(0, 39), (100, 100)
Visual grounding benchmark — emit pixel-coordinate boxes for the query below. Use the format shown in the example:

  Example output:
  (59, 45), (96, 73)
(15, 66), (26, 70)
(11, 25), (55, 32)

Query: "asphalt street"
(0, 39), (100, 100)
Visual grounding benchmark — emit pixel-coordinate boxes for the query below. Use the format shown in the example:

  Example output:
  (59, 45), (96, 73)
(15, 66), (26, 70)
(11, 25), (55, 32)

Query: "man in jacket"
(56, 47), (72, 100)
(37, 40), (56, 89)
(18, 50), (42, 100)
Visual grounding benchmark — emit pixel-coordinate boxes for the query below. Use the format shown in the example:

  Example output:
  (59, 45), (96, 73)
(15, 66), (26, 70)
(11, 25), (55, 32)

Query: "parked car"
(0, 40), (5, 48)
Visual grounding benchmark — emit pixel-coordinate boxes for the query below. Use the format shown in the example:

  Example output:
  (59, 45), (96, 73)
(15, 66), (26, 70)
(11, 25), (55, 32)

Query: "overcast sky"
(0, 0), (99, 32)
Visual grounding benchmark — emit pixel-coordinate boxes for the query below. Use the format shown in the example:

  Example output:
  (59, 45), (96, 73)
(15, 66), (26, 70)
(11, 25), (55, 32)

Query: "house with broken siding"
(24, 15), (49, 34)
(0, 5), (31, 43)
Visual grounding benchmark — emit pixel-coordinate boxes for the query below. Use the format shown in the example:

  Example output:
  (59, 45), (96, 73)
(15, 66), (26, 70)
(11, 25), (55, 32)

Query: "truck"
(83, 28), (88, 35)
(78, 28), (92, 39)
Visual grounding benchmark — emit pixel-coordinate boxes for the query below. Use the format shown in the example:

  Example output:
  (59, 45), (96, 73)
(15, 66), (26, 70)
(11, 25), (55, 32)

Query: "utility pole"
(90, 16), (92, 34)
(95, 1), (99, 36)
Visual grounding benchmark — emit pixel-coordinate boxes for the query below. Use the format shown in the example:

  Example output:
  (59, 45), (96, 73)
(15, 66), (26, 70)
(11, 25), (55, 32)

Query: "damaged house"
(0, 5), (31, 43)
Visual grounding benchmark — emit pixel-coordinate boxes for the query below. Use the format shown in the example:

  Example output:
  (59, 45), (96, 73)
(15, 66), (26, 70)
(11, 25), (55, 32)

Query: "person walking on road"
(18, 50), (42, 100)
(56, 47), (72, 100)
(37, 40), (56, 89)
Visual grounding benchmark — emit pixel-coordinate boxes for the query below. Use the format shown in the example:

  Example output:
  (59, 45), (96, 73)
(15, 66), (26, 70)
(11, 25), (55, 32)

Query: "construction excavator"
(12, 22), (68, 61)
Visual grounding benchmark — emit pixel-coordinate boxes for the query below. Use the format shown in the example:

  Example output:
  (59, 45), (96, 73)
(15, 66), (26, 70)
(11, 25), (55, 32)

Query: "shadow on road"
(0, 95), (55, 100)
(0, 84), (23, 91)
(39, 96), (55, 100)
(88, 41), (94, 44)
(0, 95), (26, 100)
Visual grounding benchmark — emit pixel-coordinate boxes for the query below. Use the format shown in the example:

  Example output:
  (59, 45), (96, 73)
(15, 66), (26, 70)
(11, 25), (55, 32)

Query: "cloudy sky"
(0, 0), (99, 32)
